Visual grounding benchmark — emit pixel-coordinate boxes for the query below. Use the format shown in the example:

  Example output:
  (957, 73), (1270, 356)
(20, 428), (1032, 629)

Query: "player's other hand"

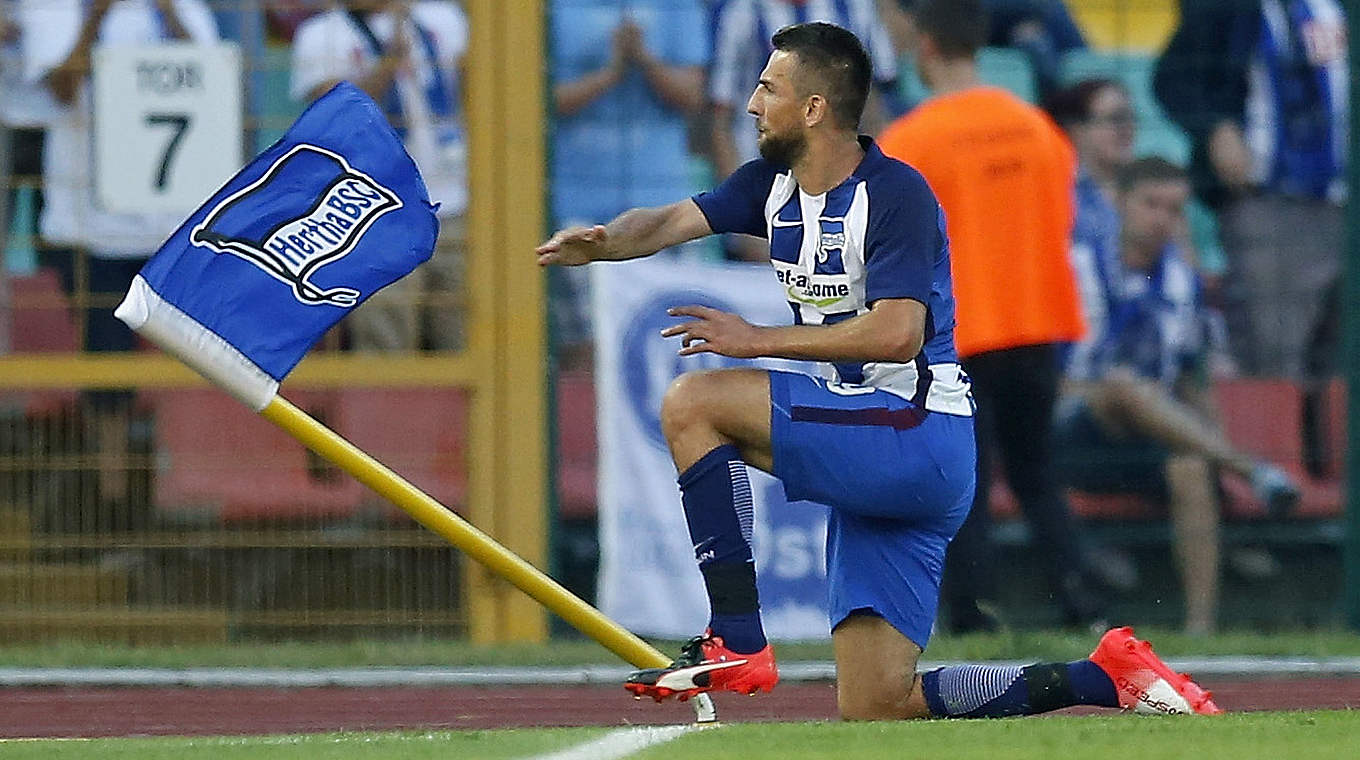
(662, 305), (766, 358)
(536, 224), (607, 267)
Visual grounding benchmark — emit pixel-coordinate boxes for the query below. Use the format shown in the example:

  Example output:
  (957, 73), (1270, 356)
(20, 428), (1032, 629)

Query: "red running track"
(1, 678), (1358, 738)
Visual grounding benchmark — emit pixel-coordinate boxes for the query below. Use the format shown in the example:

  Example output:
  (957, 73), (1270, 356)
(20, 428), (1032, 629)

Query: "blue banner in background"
(593, 259), (833, 641)
(134, 82), (438, 381)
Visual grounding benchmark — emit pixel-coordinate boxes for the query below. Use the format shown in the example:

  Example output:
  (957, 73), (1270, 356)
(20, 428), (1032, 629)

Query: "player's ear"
(804, 94), (828, 128)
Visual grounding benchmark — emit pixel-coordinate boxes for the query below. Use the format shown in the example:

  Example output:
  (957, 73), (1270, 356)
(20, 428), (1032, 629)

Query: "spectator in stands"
(1045, 78), (1135, 257)
(267, 2), (326, 41)
(877, 0), (1105, 633)
(1051, 77), (1237, 376)
(27, 0), (219, 515)
(1154, 0), (1346, 381)
(1060, 157), (1300, 635)
(3, 0), (78, 354)
(1, 0), (23, 355)
(548, 0), (707, 365)
(980, 0), (1086, 99)
(292, 0), (468, 351)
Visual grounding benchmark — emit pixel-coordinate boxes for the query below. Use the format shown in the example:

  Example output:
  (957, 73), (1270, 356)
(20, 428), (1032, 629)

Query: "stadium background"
(0, 0), (1356, 730)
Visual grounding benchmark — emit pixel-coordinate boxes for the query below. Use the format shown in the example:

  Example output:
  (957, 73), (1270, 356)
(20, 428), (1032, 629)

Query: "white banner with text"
(592, 257), (832, 641)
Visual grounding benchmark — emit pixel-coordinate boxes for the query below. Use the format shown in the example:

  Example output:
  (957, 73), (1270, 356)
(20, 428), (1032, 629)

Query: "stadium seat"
(977, 47), (1038, 103)
(332, 387), (468, 515)
(895, 47), (1038, 106)
(556, 370), (598, 519)
(8, 269), (80, 416)
(9, 268), (78, 353)
(150, 388), (367, 522)
(1210, 378), (1340, 519)
(1325, 378), (1347, 480)
(989, 378), (1343, 523)
(151, 386), (467, 522)
(1058, 50), (1190, 164)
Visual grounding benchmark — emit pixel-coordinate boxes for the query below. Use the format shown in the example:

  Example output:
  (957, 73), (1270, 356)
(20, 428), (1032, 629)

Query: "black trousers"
(945, 343), (1093, 624)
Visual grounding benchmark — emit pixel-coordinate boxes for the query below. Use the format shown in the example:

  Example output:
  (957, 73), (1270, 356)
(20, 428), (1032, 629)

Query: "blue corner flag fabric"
(116, 82), (439, 409)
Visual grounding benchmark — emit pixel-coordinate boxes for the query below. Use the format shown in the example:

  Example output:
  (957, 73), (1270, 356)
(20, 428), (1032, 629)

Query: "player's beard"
(757, 128), (807, 168)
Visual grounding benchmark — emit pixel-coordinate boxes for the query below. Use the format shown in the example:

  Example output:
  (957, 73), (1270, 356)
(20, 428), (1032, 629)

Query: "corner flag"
(116, 82), (438, 409)
(112, 82), (717, 723)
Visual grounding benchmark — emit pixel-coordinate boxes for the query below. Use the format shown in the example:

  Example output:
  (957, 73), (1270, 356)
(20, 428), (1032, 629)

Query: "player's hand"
(536, 224), (608, 267)
(662, 305), (766, 358)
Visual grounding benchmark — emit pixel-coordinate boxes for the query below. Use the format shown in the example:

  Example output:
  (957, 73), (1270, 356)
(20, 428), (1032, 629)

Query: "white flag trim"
(116, 274), (280, 411)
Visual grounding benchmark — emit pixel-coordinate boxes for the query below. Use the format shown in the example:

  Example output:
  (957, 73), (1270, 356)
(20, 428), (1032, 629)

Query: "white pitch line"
(527, 724), (703, 760)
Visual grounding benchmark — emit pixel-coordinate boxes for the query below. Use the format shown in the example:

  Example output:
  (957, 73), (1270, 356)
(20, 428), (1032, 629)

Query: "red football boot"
(1090, 626), (1223, 715)
(624, 630), (778, 703)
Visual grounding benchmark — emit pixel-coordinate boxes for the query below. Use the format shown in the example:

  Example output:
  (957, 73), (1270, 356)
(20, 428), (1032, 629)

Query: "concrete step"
(0, 511), (30, 563)
(0, 606), (230, 645)
(0, 563), (128, 606)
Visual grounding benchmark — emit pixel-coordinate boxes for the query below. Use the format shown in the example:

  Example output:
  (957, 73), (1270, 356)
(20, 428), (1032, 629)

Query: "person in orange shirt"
(878, 0), (1103, 632)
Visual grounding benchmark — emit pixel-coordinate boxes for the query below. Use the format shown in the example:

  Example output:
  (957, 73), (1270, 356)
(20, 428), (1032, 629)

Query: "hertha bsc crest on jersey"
(190, 144), (402, 306)
(816, 221), (846, 274)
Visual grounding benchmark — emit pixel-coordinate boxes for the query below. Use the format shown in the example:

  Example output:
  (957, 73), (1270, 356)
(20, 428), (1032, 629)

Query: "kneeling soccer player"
(535, 21), (1220, 719)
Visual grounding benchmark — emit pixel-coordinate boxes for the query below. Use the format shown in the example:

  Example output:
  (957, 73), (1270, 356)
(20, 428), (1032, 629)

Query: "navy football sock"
(678, 444), (766, 654)
(921, 661), (1118, 718)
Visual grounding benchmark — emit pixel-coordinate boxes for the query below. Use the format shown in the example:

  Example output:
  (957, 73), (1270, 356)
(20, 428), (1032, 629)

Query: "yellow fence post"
(465, 0), (549, 643)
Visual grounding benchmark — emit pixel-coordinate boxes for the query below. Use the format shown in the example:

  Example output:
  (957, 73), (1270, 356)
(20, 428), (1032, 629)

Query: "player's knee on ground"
(833, 613), (928, 721)
(837, 671), (923, 721)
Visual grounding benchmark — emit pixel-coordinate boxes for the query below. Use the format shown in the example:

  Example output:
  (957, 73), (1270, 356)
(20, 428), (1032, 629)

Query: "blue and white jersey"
(1246, 0), (1348, 202)
(692, 138), (972, 417)
(1067, 237), (1206, 386)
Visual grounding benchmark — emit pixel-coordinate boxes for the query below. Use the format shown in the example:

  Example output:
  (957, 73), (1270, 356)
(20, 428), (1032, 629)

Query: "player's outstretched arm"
(536, 200), (712, 267)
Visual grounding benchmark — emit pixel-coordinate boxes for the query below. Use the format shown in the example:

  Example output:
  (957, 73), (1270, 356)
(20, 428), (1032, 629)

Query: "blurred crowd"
(0, 0), (1348, 635)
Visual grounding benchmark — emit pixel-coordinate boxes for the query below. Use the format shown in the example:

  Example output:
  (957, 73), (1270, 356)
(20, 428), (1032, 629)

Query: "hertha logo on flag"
(116, 82), (437, 391)
(190, 145), (402, 307)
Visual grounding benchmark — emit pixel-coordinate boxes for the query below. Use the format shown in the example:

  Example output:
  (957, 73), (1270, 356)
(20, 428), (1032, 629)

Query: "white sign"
(593, 259), (833, 641)
(93, 43), (243, 214)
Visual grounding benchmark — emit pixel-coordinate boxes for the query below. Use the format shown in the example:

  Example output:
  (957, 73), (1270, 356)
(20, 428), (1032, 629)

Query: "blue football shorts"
(768, 370), (976, 649)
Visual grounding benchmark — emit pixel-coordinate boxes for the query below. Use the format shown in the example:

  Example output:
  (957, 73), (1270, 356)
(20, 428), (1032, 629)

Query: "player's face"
(1119, 178), (1189, 261)
(747, 50), (809, 166)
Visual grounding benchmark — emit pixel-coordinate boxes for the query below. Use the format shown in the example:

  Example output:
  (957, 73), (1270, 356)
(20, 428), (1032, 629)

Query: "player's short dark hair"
(1116, 156), (1188, 193)
(906, 0), (988, 59)
(1044, 78), (1128, 129)
(770, 22), (872, 130)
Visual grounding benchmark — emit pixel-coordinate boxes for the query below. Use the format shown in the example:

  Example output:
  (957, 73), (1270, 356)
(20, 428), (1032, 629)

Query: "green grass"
(2, 712), (1357, 759)
(0, 727), (609, 760)
(638, 712), (1360, 760)
(2, 628), (1359, 669)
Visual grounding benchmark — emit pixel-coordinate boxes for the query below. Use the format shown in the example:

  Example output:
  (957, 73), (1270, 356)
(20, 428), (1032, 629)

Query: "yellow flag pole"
(257, 394), (717, 723)
(258, 393), (668, 669)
